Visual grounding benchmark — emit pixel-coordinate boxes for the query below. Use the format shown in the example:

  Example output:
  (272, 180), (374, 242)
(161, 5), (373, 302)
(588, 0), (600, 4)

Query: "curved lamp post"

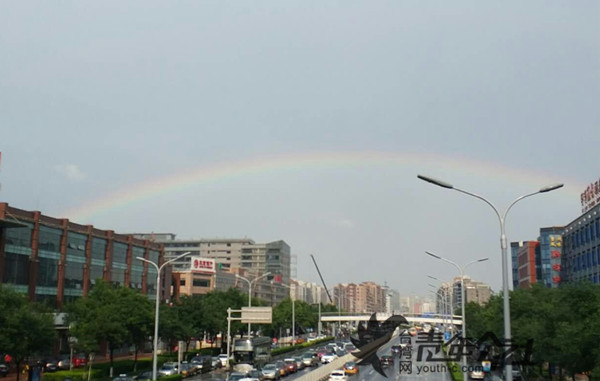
(236, 272), (271, 336)
(418, 174), (563, 381)
(426, 251), (488, 381)
(136, 251), (191, 381)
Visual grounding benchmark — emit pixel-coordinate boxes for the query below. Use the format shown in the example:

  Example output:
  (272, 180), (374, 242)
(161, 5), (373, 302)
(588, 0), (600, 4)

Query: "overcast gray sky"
(1, 1), (598, 298)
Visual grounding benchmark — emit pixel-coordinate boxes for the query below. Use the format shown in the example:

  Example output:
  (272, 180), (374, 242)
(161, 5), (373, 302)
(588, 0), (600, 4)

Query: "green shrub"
(270, 336), (334, 356)
(160, 374), (182, 381)
(42, 368), (102, 381)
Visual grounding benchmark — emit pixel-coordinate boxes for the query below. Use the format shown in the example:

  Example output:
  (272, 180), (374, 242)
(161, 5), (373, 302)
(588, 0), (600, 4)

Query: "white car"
(329, 370), (347, 381)
(321, 352), (338, 364)
(469, 369), (485, 380)
(218, 354), (230, 367)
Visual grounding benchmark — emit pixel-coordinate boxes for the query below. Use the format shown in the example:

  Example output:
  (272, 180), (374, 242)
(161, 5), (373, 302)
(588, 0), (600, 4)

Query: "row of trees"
(0, 281), (338, 378)
(464, 282), (600, 380)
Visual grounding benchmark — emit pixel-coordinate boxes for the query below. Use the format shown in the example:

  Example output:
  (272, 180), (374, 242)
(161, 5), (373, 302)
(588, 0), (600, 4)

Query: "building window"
(193, 279), (210, 287)
(37, 257), (59, 287)
(2, 252), (29, 285)
(113, 242), (128, 264)
(5, 225), (32, 247)
(38, 226), (62, 253)
(91, 238), (107, 260)
(180, 279), (186, 286)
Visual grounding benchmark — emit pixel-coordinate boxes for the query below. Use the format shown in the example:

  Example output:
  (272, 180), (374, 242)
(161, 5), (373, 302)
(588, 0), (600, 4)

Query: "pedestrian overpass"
(320, 312), (462, 326)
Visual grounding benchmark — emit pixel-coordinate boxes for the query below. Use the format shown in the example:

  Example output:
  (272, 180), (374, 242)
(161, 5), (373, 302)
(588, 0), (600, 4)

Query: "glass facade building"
(0, 203), (165, 310)
(562, 203), (600, 284)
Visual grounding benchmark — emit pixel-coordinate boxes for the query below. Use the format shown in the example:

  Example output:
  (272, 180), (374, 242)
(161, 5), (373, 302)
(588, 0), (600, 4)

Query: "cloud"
(53, 164), (86, 181)
(335, 219), (356, 229)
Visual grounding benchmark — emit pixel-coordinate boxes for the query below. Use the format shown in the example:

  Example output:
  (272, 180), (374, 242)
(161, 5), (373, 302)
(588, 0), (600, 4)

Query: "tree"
(116, 286), (153, 370)
(66, 281), (131, 376)
(0, 286), (56, 381)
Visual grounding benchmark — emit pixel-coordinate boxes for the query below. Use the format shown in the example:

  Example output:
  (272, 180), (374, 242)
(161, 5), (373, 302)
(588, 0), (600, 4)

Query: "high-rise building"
(562, 199), (600, 284)
(516, 241), (540, 289)
(333, 281), (387, 313)
(241, 240), (291, 304)
(451, 276), (491, 311)
(511, 227), (564, 290)
(538, 227), (564, 287)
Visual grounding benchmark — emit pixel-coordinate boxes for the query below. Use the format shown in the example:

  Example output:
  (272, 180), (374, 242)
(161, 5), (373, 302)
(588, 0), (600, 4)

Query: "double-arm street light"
(428, 288), (449, 333)
(236, 272), (272, 336)
(418, 174), (563, 381)
(428, 275), (453, 334)
(426, 251), (489, 381)
(136, 251), (192, 381)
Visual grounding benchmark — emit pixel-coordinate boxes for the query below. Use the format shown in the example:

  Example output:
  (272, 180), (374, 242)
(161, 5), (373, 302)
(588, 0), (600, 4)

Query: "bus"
(232, 336), (272, 370)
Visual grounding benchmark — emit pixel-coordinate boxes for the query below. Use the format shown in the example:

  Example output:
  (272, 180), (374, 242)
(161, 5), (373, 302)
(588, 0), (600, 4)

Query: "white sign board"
(190, 257), (216, 274)
(241, 307), (272, 324)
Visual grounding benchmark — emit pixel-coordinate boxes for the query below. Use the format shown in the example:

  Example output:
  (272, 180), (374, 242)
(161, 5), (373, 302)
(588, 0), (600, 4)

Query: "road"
(202, 333), (455, 381)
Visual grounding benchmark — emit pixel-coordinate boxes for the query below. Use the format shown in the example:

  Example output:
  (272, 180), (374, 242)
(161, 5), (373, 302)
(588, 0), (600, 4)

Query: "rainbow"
(62, 151), (584, 222)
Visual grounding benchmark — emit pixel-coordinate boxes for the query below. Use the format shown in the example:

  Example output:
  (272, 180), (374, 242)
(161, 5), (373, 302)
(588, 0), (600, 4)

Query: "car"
(180, 362), (196, 377)
(227, 372), (248, 381)
(343, 344), (356, 353)
(73, 354), (88, 368)
(469, 368), (485, 380)
(113, 374), (135, 381)
(274, 361), (288, 377)
(245, 369), (264, 381)
(321, 352), (337, 364)
(292, 357), (305, 370)
(43, 359), (59, 373)
(342, 361), (358, 375)
(0, 364), (8, 377)
(260, 364), (280, 380)
(211, 357), (222, 369)
(380, 356), (393, 368)
(301, 352), (319, 367)
(328, 370), (347, 381)
(218, 354), (230, 367)
(283, 359), (297, 374)
(190, 356), (212, 373)
(390, 345), (400, 355)
(158, 363), (178, 377)
(134, 371), (155, 381)
(57, 355), (71, 370)
(399, 336), (411, 348)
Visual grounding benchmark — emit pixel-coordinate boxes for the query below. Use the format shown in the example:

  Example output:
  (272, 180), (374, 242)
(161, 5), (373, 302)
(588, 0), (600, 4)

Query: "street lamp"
(426, 251), (488, 381)
(418, 174), (563, 381)
(136, 251), (191, 381)
(428, 289), (448, 333)
(236, 272), (272, 336)
(275, 282), (295, 346)
(428, 275), (452, 334)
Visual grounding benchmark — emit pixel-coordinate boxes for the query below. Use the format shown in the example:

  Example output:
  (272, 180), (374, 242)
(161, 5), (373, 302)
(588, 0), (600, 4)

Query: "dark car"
(0, 364), (8, 377)
(390, 345), (400, 355)
(380, 356), (394, 368)
(190, 356), (212, 373)
(134, 371), (154, 381)
(113, 374), (135, 381)
(43, 359), (59, 372)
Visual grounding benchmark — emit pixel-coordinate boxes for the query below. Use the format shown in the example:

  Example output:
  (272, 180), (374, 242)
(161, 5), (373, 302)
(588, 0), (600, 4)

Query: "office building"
(562, 201), (600, 284)
(0, 203), (166, 310)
